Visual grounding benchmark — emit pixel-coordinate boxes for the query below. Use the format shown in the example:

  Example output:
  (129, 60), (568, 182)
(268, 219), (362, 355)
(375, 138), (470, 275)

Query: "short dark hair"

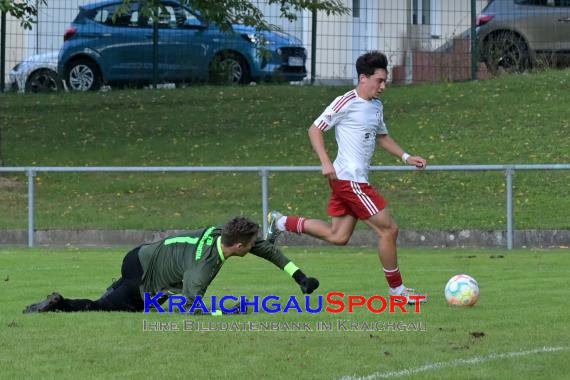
(356, 51), (388, 77)
(221, 217), (259, 246)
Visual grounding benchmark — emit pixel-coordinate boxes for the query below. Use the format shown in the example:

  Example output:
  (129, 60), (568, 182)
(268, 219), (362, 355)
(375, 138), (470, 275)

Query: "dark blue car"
(58, 0), (307, 90)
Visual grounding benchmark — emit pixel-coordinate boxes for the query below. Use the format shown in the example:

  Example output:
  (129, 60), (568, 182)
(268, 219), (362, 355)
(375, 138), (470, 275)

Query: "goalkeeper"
(24, 216), (319, 314)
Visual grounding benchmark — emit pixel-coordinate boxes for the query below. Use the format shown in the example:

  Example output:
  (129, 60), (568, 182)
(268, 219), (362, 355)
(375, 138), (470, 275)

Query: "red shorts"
(327, 179), (387, 220)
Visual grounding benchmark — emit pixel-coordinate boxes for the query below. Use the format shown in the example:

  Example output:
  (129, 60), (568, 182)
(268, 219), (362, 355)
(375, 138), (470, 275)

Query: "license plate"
(288, 56), (304, 67)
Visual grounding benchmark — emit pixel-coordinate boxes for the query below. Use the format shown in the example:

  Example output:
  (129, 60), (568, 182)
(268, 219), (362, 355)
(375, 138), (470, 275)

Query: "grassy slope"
(0, 69), (569, 229)
(0, 247), (569, 379)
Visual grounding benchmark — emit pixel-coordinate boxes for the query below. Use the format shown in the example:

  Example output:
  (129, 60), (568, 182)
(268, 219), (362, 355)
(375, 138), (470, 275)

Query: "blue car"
(58, 0), (307, 91)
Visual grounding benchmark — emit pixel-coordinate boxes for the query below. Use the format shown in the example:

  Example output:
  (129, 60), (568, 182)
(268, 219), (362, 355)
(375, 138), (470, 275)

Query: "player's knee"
(392, 222), (399, 234)
(387, 223), (399, 239)
(378, 223), (398, 240)
(330, 235), (350, 246)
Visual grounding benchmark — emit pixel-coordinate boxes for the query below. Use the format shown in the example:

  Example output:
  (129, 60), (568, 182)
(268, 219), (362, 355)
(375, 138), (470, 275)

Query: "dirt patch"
(0, 176), (24, 189)
(470, 331), (486, 338)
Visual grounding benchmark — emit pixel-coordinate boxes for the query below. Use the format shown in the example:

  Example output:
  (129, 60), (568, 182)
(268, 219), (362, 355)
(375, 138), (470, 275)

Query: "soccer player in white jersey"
(266, 51), (428, 304)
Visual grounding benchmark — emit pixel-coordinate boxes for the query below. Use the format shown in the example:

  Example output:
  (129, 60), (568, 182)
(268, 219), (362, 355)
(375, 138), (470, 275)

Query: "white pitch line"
(339, 346), (567, 380)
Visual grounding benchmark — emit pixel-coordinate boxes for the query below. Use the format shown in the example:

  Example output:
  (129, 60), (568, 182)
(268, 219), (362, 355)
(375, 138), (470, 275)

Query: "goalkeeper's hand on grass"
(221, 299), (249, 315)
(299, 277), (320, 294)
(293, 269), (320, 294)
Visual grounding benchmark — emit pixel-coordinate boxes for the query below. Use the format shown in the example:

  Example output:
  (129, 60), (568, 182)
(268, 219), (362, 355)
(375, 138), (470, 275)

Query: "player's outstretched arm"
(250, 239), (320, 294)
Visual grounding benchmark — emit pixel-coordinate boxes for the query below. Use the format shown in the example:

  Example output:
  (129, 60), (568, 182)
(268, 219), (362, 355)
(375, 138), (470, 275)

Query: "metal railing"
(1, 164), (569, 248)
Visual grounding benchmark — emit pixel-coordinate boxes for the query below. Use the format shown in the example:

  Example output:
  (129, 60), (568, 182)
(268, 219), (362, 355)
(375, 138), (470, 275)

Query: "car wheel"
(482, 32), (530, 74)
(25, 69), (61, 93)
(65, 59), (102, 91)
(210, 53), (250, 85)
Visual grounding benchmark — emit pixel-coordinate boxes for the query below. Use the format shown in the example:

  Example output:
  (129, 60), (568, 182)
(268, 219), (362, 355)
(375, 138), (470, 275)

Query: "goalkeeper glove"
(293, 269), (320, 294)
(222, 299), (249, 315)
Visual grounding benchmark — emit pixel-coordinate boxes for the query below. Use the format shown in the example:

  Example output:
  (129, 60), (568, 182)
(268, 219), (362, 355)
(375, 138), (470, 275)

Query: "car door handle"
(101, 33), (112, 37)
(558, 17), (570, 22)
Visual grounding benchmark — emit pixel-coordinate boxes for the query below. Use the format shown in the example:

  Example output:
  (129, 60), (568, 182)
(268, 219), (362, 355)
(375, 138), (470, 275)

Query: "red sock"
(284, 216), (306, 233)
(384, 267), (403, 288)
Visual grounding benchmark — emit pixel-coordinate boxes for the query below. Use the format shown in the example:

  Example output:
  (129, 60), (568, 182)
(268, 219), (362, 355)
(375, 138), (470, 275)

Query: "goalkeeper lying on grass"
(24, 216), (319, 315)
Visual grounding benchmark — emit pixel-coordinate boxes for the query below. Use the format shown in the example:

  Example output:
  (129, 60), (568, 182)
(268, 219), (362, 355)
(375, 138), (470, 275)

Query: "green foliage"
(0, 70), (569, 230)
(0, 0), (46, 29)
(1, 247), (569, 378)
(118, 0), (349, 31)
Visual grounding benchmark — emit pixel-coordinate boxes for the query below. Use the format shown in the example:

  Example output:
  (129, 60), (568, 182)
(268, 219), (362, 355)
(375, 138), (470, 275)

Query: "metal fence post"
(470, 0), (478, 81)
(27, 169), (36, 247)
(310, 6), (317, 84)
(1, 11), (6, 91)
(152, 10), (159, 89)
(506, 166), (514, 250)
(260, 169), (269, 234)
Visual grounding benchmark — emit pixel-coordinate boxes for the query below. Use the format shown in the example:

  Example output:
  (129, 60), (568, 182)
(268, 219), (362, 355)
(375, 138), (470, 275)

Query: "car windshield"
(85, 3), (202, 28)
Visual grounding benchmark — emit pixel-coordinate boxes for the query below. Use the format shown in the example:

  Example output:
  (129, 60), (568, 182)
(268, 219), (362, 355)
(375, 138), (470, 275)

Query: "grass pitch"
(1, 246), (568, 379)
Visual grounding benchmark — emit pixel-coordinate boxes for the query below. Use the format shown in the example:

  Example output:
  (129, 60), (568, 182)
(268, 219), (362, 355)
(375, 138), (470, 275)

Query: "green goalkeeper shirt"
(137, 227), (297, 303)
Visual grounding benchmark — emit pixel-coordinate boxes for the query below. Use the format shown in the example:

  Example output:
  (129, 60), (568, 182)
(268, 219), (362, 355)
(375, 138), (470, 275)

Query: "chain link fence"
(1, 0), (569, 92)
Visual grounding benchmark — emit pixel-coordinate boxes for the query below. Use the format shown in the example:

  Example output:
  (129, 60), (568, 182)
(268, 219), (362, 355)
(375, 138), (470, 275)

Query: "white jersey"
(313, 89), (388, 183)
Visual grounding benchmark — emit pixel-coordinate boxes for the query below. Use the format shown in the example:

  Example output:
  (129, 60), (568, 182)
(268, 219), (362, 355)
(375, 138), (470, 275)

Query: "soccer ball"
(444, 274), (479, 306)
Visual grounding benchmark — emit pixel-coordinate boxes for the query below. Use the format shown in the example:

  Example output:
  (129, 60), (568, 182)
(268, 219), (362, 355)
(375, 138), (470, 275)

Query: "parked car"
(8, 51), (61, 93)
(477, 0), (570, 73)
(58, 0), (307, 91)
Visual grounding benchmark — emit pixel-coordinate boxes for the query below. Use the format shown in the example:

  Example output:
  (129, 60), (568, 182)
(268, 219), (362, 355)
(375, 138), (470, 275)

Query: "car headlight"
(11, 63), (21, 72)
(242, 33), (259, 44)
(241, 33), (272, 45)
